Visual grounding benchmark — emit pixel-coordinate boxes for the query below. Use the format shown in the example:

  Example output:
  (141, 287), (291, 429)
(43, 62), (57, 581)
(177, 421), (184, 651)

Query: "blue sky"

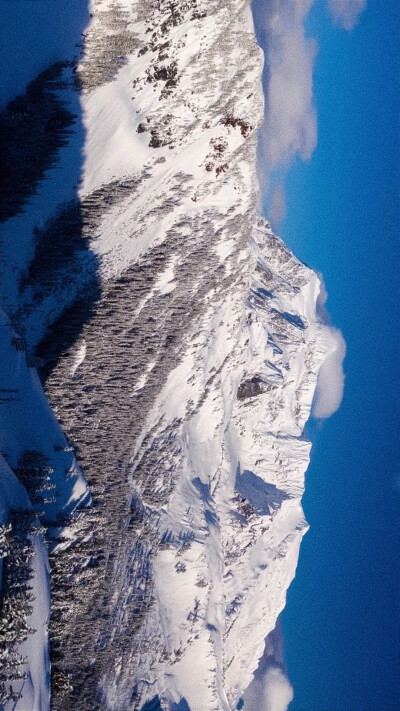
(254, 0), (399, 709)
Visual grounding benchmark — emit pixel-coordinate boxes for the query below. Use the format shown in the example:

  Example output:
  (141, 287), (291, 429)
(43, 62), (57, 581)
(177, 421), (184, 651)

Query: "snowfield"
(0, 0), (337, 709)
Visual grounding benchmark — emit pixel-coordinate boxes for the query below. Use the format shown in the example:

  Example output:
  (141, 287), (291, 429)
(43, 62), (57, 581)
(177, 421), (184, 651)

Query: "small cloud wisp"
(269, 183), (287, 225)
(313, 325), (346, 419)
(328, 0), (366, 30)
(312, 275), (346, 419)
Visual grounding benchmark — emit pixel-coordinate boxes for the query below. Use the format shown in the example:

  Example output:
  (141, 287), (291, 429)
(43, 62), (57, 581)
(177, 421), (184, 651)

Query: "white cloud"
(243, 623), (293, 711)
(264, 3), (317, 171)
(262, 667), (294, 711)
(313, 325), (346, 419)
(253, 0), (318, 199)
(253, 0), (365, 226)
(313, 276), (346, 419)
(244, 664), (294, 711)
(328, 0), (366, 30)
(269, 184), (286, 225)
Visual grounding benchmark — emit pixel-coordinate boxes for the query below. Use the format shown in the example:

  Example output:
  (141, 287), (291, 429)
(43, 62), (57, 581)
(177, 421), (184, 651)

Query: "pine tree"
(14, 450), (57, 507)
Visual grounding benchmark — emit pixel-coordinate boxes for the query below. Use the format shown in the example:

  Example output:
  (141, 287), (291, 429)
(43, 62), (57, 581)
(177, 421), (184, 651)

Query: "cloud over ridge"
(244, 665), (294, 711)
(250, 0), (363, 423)
(312, 274), (347, 420)
(243, 622), (294, 711)
(313, 325), (346, 419)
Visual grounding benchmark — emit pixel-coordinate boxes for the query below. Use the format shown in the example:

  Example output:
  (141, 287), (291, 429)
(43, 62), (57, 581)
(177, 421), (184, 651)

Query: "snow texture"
(0, 0), (338, 709)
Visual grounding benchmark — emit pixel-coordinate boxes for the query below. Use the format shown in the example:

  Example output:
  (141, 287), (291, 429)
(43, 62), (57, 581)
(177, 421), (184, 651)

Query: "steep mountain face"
(0, 1), (334, 710)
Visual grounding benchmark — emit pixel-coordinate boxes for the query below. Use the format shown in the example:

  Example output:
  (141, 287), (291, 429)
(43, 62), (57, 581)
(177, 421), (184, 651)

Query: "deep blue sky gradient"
(263, 2), (400, 710)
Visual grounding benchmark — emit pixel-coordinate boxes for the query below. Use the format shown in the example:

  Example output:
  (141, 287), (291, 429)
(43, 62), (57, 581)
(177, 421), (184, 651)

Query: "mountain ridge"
(0, 2), (334, 709)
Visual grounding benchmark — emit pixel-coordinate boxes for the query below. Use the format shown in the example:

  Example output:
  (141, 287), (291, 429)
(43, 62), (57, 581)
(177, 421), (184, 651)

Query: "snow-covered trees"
(14, 450), (56, 508)
(0, 509), (41, 705)
(0, 450), (53, 703)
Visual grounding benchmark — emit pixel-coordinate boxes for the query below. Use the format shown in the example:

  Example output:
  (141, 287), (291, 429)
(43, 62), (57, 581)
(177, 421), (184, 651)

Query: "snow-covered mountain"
(0, 1), (337, 709)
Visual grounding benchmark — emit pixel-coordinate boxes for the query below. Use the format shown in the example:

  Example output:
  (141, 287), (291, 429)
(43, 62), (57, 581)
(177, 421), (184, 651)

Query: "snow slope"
(1, 0), (336, 709)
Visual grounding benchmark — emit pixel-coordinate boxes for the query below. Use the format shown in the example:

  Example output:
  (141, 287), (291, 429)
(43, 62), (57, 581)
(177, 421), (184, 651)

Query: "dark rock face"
(237, 375), (273, 400)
